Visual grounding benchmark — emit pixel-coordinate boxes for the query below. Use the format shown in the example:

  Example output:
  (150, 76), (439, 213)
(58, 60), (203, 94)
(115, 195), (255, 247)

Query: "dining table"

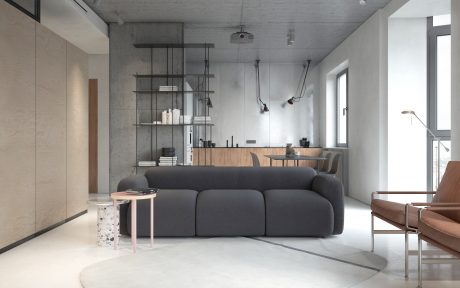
(265, 154), (327, 170)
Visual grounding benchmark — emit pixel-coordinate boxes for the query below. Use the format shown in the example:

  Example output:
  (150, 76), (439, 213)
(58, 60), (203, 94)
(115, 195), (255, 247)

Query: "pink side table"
(111, 191), (157, 253)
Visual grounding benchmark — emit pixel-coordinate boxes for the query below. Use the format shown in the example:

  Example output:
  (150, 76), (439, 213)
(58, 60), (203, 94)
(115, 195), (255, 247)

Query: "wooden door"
(89, 79), (98, 193)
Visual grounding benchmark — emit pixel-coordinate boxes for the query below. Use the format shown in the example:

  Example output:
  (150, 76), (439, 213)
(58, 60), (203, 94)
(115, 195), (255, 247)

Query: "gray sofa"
(117, 167), (344, 237)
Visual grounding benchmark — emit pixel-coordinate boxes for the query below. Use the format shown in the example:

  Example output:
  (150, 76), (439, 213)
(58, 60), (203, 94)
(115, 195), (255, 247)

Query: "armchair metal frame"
(413, 204), (460, 288)
(371, 191), (436, 278)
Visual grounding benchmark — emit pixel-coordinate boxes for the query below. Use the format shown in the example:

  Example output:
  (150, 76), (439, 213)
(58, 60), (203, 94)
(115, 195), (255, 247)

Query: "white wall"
(452, 0), (460, 160)
(387, 18), (427, 198)
(89, 54), (109, 194)
(317, 0), (409, 204)
(188, 62), (320, 148)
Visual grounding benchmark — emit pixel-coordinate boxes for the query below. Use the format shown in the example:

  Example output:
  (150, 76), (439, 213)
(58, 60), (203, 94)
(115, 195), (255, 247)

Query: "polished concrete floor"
(0, 197), (458, 288)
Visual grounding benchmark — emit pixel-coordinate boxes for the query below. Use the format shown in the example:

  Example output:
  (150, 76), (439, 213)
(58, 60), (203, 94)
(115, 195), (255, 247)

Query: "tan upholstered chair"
(371, 161), (460, 278)
(413, 161), (460, 287)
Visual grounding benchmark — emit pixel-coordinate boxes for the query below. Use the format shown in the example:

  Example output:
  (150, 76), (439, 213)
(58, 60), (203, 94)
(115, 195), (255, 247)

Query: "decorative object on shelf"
(287, 59), (312, 105)
(159, 156), (178, 166)
(285, 143), (295, 157)
(193, 116), (212, 124)
(180, 115), (193, 124)
(159, 85), (178, 92)
(255, 59), (269, 113)
(401, 110), (450, 188)
(299, 137), (310, 148)
(138, 161), (157, 167)
(162, 147), (176, 157)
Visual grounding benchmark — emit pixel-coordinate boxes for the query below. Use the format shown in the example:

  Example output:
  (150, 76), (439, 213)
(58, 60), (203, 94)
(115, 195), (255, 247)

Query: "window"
(5, 0), (40, 22)
(428, 17), (451, 190)
(336, 69), (348, 147)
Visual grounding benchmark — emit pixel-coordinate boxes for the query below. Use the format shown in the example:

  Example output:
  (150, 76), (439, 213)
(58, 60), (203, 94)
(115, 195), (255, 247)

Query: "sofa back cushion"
(144, 167), (316, 192)
(433, 161), (460, 222)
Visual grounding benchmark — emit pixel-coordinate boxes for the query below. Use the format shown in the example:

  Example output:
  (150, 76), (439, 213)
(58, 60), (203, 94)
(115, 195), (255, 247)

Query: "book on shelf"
(159, 86), (178, 92)
(158, 162), (177, 167)
(138, 161), (156, 167)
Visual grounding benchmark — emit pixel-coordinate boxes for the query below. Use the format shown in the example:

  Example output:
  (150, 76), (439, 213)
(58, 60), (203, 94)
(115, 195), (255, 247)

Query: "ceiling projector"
(230, 26), (254, 44)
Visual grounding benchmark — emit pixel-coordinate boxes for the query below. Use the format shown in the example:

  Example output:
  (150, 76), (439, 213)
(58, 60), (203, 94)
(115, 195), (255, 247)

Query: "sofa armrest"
(117, 175), (149, 192)
(312, 174), (344, 235)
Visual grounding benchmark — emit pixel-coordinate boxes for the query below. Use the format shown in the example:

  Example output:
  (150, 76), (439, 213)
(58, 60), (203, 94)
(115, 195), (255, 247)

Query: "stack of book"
(194, 116), (212, 124)
(158, 156), (177, 166)
(138, 160), (156, 167)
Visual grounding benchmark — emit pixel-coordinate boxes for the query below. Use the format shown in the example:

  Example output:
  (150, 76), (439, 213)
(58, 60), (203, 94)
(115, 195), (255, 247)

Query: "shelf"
(134, 43), (215, 49)
(133, 90), (215, 94)
(135, 123), (214, 127)
(134, 74), (214, 79)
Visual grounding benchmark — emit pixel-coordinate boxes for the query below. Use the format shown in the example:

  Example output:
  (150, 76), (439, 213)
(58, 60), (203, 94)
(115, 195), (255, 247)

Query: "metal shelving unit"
(133, 43), (214, 169)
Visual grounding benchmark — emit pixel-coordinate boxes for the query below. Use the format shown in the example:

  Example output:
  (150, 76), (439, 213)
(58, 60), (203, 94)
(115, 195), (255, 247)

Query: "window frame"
(427, 17), (451, 191)
(5, 0), (41, 22)
(336, 68), (349, 147)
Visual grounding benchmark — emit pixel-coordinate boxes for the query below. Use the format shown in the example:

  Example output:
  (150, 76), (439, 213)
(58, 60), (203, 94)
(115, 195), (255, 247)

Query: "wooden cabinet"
(193, 147), (322, 167)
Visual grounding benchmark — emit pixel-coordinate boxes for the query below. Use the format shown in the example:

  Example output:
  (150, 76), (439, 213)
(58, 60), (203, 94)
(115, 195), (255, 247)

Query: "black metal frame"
(427, 17), (451, 191)
(133, 43), (214, 168)
(336, 68), (349, 148)
(4, 0), (40, 22)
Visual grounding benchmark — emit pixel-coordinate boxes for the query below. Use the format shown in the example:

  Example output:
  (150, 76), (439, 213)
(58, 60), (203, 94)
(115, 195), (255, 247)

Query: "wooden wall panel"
(0, 1), (36, 248)
(89, 79), (98, 193)
(66, 43), (89, 218)
(35, 25), (67, 231)
(193, 148), (322, 167)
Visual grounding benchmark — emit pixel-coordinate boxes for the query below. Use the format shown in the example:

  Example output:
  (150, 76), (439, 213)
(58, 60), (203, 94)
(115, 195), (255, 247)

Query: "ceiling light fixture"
(287, 29), (295, 46)
(255, 59), (269, 113)
(230, 25), (254, 44)
(359, 0), (367, 5)
(287, 59), (312, 105)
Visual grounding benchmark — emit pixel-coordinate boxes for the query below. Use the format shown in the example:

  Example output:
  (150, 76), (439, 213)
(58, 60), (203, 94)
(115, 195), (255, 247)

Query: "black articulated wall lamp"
(255, 59), (269, 113)
(287, 59), (312, 105)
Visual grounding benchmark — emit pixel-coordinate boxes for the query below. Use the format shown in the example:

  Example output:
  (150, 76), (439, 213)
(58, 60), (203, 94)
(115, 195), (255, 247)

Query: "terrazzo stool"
(96, 202), (120, 247)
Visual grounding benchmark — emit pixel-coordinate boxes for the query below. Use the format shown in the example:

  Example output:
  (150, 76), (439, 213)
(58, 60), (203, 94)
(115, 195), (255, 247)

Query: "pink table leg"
(131, 200), (137, 253)
(150, 197), (154, 248)
(113, 200), (118, 250)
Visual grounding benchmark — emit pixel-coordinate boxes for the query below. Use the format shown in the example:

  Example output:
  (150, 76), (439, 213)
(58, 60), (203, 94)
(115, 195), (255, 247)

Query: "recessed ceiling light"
(359, 0), (367, 5)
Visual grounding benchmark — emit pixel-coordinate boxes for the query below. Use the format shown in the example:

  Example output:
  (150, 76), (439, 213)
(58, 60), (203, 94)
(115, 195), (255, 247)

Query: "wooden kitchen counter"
(193, 147), (322, 167)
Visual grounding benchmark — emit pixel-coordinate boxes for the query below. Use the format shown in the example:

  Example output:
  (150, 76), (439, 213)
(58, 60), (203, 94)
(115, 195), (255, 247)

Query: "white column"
(452, 0), (460, 160)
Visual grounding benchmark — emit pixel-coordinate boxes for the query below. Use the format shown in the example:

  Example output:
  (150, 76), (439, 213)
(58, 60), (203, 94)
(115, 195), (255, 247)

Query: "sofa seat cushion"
(371, 199), (419, 229)
(196, 189), (265, 236)
(419, 210), (460, 254)
(264, 189), (333, 236)
(127, 189), (198, 237)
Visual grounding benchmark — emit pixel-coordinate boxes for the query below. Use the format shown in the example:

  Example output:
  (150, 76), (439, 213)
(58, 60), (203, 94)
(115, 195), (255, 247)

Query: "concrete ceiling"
(82, 0), (392, 63)
(392, 0), (450, 18)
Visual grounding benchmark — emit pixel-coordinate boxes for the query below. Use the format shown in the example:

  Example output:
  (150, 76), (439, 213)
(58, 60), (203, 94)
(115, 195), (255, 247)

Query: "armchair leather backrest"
(433, 161), (460, 222)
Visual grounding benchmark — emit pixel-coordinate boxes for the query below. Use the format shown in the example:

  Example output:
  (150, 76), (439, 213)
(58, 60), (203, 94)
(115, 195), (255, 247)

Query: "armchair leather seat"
(419, 210), (460, 255)
(371, 199), (419, 229)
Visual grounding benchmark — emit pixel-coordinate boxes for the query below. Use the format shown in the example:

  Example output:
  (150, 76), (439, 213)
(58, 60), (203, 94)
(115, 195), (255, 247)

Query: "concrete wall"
(452, 0), (460, 160)
(109, 23), (183, 192)
(0, 1), (88, 250)
(317, 0), (409, 204)
(187, 62), (320, 148)
(89, 54), (110, 194)
(387, 18), (427, 198)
